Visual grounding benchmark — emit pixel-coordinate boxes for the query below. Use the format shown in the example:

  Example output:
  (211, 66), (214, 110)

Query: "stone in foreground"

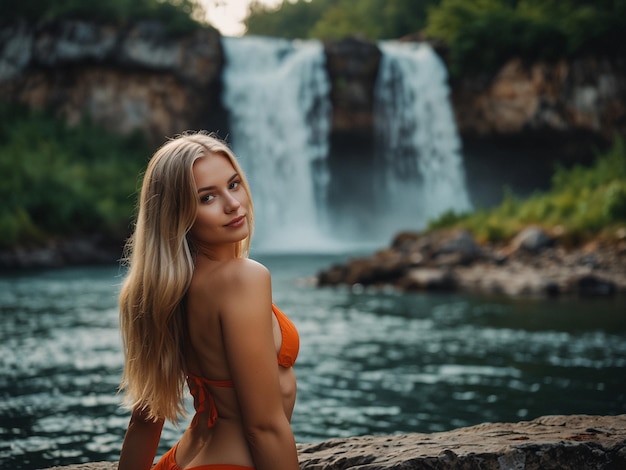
(46, 414), (626, 469)
(297, 414), (626, 469)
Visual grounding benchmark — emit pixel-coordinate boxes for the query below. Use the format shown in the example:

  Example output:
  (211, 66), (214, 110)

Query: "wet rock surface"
(45, 415), (626, 470)
(317, 228), (626, 297)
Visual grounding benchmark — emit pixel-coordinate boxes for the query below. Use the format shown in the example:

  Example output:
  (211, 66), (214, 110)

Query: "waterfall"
(374, 41), (472, 230)
(221, 37), (472, 252)
(221, 36), (332, 252)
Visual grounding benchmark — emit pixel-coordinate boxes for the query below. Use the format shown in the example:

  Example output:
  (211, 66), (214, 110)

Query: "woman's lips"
(225, 215), (245, 227)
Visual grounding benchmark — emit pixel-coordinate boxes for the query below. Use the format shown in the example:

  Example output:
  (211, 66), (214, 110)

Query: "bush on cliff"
(1, 0), (206, 34)
(245, 0), (437, 40)
(425, 0), (626, 75)
(244, 0), (625, 77)
(429, 137), (626, 244)
(0, 104), (149, 248)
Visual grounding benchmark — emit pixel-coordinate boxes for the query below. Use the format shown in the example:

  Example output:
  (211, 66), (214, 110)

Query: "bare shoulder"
(218, 258), (270, 286)
(200, 258), (271, 304)
(192, 258), (269, 288)
(188, 258), (269, 305)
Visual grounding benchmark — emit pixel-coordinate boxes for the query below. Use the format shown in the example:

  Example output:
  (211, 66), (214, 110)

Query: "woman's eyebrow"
(197, 173), (239, 193)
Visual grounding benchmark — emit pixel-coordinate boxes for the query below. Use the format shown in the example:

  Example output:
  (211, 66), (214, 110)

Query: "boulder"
(509, 226), (554, 254)
(398, 267), (457, 291)
(44, 414), (626, 470)
(570, 274), (617, 297)
(316, 229), (626, 297)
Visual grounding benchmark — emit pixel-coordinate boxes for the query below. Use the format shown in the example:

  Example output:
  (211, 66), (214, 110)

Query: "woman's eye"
(229, 181), (240, 190)
(200, 194), (215, 203)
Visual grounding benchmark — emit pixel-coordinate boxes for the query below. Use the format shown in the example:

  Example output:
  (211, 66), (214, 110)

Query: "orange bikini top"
(272, 303), (299, 369)
(187, 303), (299, 428)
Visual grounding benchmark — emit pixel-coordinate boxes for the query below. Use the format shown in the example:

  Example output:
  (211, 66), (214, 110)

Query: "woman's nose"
(224, 192), (241, 213)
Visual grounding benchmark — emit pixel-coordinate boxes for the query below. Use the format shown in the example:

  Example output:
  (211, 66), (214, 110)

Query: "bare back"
(174, 257), (297, 469)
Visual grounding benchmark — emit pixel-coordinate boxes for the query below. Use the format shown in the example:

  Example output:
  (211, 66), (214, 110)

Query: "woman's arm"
(118, 406), (164, 470)
(220, 260), (299, 470)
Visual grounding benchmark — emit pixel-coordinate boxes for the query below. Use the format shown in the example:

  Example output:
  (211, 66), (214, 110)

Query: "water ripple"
(1, 258), (625, 468)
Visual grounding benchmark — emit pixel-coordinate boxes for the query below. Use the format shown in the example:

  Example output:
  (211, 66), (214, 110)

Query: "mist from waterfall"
(221, 37), (472, 252)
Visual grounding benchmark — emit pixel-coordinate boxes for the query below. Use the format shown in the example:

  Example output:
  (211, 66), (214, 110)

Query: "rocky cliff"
(451, 55), (626, 204)
(2, 20), (624, 154)
(44, 415), (626, 470)
(452, 57), (626, 140)
(0, 20), (226, 146)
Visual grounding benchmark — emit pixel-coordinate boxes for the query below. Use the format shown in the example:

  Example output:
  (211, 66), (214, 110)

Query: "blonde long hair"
(118, 131), (254, 423)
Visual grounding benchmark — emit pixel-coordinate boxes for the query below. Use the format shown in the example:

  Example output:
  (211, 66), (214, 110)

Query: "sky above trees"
(200, 0), (280, 36)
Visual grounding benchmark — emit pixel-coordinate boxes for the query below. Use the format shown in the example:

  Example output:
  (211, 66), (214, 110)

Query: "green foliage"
(0, 104), (149, 248)
(425, 0), (626, 75)
(243, 0), (625, 76)
(245, 0), (437, 40)
(428, 208), (467, 229)
(427, 137), (626, 243)
(604, 181), (626, 221)
(1, 0), (207, 35)
(245, 0), (328, 39)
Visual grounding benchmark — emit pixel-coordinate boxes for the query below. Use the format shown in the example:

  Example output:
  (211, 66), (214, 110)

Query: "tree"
(424, 0), (626, 75)
(244, 0), (439, 40)
(1, 0), (207, 34)
(245, 0), (331, 39)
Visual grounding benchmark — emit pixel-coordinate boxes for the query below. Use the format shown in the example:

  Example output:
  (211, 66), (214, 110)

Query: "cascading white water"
(221, 36), (472, 252)
(221, 36), (331, 252)
(374, 41), (472, 228)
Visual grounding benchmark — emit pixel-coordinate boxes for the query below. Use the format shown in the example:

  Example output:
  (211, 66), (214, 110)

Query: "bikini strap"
(186, 372), (234, 428)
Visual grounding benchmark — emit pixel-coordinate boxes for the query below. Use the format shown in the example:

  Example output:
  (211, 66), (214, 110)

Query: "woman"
(117, 131), (300, 470)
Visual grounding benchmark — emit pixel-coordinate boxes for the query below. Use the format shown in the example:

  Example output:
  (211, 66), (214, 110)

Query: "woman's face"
(189, 154), (250, 248)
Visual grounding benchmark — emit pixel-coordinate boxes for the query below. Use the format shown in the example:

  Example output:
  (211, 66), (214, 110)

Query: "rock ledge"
(317, 228), (626, 298)
(46, 414), (626, 470)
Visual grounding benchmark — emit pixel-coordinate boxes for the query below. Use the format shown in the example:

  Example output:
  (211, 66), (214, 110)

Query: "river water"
(1, 253), (625, 469)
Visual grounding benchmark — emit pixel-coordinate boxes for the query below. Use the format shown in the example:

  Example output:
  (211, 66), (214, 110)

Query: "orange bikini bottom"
(152, 444), (254, 470)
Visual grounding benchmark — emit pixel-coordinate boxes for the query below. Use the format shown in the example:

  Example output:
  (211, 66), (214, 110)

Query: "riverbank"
(44, 414), (626, 469)
(317, 227), (626, 297)
(0, 235), (122, 270)
(3, 226), (626, 300)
